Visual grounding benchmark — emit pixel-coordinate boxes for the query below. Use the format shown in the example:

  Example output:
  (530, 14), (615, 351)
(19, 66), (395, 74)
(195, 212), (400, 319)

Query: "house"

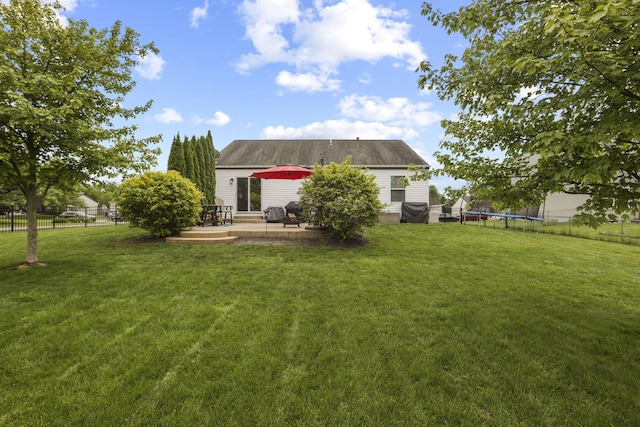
(452, 191), (640, 222)
(78, 195), (99, 209)
(538, 192), (590, 221)
(512, 154), (638, 221)
(214, 139), (430, 222)
(451, 195), (496, 216)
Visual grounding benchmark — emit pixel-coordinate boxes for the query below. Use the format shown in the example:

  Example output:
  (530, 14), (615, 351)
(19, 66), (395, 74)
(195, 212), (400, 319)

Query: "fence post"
(10, 206), (15, 232)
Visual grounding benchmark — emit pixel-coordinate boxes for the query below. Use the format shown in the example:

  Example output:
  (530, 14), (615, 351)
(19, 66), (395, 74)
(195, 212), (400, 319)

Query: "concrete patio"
(165, 220), (327, 244)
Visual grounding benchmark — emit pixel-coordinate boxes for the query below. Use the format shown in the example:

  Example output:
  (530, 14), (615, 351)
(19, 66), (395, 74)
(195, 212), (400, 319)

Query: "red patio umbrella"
(250, 164), (313, 180)
(250, 164), (313, 233)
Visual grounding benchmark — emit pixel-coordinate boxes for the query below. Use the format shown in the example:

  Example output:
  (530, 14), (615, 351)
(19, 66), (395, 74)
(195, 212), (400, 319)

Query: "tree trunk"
(24, 189), (39, 266)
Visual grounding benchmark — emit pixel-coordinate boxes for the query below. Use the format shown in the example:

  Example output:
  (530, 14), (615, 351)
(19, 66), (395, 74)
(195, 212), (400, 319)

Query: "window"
(391, 176), (406, 202)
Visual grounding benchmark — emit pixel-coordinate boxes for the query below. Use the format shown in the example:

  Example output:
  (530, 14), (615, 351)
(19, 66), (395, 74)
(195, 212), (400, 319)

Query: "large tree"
(83, 181), (120, 208)
(183, 135), (196, 184)
(418, 0), (640, 225)
(166, 131), (216, 203)
(0, 0), (160, 266)
(166, 133), (186, 174)
(429, 185), (446, 206)
(200, 131), (216, 203)
(189, 135), (202, 189)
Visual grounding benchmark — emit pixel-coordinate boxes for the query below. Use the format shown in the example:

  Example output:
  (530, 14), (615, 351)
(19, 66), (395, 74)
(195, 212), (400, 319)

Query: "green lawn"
(466, 217), (640, 246)
(1, 224), (639, 425)
(541, 220), (640, 243)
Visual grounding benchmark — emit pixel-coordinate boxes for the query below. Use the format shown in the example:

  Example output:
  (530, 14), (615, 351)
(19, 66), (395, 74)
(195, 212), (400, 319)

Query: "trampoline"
(462, 211), (544, 232)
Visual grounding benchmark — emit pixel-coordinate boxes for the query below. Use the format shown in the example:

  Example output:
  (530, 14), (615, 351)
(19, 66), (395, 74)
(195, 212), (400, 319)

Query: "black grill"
(285, 201), (303, 219)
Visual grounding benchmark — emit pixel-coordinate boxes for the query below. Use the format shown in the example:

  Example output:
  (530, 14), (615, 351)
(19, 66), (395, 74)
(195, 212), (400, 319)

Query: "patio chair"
(214, 197), (233, 225)
(199, 204), (218, 226)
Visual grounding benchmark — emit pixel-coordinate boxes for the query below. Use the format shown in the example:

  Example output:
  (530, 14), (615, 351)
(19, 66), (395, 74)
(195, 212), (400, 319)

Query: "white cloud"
(430, 175), (466, 193)
(40, 0), (78, 26)
(194, 111), (231, 127)
(295, 0), (423, 69)
(154, 108), (183, 124)
(358, 73), (372, 84)
(135, 52), (166, 80)
(338, 94), (442, 127)
(3, 0), (77, 10)
(236, 0), (425, 92)
(517, 85), (542, 101)
(261, 119), (418, 140)
(190, 0), (209, 29)
(260, 93), (446, 142)
(419, 87), (432, 96)
(57, 0), (78, 10)
(275, 71), (340, 92)
(236, 0), (299, 73)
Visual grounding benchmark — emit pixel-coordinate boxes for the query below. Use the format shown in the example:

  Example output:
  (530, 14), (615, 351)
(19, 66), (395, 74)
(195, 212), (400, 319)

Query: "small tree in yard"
(117, 171), (202, 238)
(1, 0), (160, 266)
(299, 158), (384, 241)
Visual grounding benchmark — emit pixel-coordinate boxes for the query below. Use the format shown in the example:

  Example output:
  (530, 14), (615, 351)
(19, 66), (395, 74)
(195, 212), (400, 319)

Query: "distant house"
(452, 191), (640, 222)
(214, 139), (430, 222)
(512, 154), (638, 221)
(538, 192), (590, 221)
(78, 195), (99, 209)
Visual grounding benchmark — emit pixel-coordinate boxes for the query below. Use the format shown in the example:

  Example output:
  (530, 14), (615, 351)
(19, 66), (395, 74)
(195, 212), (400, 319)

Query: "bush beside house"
(300, 159), (384, 241)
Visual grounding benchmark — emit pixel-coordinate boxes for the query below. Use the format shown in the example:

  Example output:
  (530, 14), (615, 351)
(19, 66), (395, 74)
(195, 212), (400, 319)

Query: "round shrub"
(299, 158), (384, 241)
(117, 171), (203, 237)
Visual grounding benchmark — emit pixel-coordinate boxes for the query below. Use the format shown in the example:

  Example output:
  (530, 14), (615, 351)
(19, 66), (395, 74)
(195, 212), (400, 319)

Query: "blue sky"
(58, 0), (469, 191)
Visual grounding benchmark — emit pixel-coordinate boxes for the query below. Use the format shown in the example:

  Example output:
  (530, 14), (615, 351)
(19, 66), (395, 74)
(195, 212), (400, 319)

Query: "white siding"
(541, 192), (590, 221)
(78, 195), (99, 208)
(451, 197), (468, 215)
(261, 179), (303, 209)
(373, 169), (429, 213)
(212, 169), (237, 209)
(214, 169), (305, 214)
(216, 168), (429, 214)
(540, 192), (631, 221)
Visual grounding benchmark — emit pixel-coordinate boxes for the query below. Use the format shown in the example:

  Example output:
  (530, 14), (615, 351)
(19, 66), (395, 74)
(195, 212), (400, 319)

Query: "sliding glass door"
(236, 177), (262, 212)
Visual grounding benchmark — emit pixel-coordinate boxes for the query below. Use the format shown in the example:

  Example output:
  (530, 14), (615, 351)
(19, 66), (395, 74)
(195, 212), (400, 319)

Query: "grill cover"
(401, 202), (430, 223)
(265, 206), (285, 222)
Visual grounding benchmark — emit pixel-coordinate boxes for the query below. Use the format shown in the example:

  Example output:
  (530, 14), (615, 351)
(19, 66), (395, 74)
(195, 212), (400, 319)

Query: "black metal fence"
(0, 205), (125, 233)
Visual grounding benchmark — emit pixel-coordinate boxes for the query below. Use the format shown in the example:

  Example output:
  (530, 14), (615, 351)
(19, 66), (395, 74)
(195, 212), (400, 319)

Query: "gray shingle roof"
(216, 139), (429, 168)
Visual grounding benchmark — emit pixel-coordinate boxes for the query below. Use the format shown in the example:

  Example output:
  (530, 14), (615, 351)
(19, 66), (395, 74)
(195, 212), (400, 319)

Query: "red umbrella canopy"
(250, 164), (313, 180)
